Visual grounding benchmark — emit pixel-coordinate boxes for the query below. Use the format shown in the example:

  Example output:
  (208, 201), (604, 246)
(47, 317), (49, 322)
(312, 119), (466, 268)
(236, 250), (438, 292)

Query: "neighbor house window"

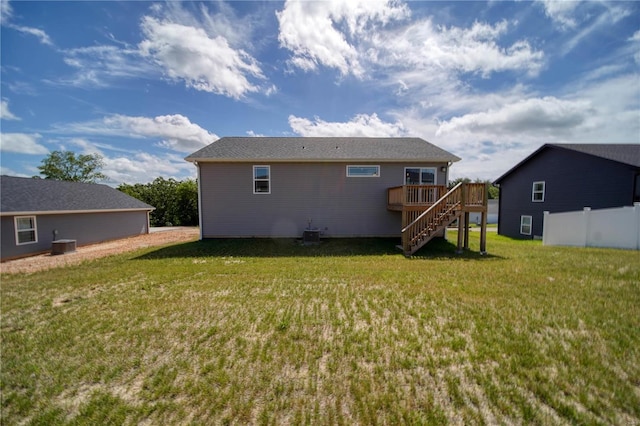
(520, 215), (532, 235)
(347, 165), (380, 177)
(15, 216), (37, 245)
(532, 181), (545, 202)
(253, 165), (270, 194)
(405, 167), (436, 185)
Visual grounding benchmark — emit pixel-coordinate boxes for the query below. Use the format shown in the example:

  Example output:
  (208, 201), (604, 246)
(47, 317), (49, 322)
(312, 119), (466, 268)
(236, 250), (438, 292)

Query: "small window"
(253, 165), (270, 194)
(405, 167), (436, 185)
(532, 181), (545, 202)
(520, 215), (532, 235)
(347, 165), (380, 177)
(15, 216), (37, 245)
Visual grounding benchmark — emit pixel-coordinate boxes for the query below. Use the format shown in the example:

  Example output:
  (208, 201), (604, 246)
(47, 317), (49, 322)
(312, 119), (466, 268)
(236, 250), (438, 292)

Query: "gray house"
(1, 176), (154, 261)
(186, 137), (489, 255)
(494, 144), (640, 239)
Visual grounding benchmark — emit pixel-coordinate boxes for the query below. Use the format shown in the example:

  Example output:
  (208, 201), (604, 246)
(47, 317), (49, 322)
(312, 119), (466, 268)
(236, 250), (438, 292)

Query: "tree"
(448, 177), (499, 199)
(118, 177), (199, 227)
(38, 150), (107, 183)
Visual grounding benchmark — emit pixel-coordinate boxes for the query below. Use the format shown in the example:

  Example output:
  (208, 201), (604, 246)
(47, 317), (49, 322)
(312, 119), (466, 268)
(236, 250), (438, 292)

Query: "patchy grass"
(2, 233), (639, 425)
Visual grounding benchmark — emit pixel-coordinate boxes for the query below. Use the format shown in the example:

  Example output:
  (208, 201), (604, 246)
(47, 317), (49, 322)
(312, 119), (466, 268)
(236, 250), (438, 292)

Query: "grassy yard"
(2, 233), (639, 425)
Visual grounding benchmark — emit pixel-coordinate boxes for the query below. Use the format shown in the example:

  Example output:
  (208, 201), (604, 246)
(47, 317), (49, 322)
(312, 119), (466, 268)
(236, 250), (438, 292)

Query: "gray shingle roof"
(494, 143), (640, 184)
(185, 137), (461, 163)
(0, 176), (154, 214)
(551, 144), (640, 167)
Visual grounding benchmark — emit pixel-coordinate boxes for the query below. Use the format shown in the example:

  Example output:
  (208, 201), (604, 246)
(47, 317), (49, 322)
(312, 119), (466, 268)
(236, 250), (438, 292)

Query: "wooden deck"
(387, 183), (489, 256)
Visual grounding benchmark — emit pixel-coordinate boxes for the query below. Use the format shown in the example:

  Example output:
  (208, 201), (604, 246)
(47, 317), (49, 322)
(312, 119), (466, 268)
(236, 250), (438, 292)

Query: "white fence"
(543, 203), (640, 250)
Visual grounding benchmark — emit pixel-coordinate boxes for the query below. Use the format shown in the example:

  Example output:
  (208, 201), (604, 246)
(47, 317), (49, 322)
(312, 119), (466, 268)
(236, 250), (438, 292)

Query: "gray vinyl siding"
(498, 147), (639, 239)
(1, 211), (149, 260)
(199, 162), (447, 238)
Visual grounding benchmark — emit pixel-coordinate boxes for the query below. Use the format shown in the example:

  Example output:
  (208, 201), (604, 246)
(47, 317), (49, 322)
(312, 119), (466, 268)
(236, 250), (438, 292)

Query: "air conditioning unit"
(51, 239), (77, 255)
(303, 229), (320, 244)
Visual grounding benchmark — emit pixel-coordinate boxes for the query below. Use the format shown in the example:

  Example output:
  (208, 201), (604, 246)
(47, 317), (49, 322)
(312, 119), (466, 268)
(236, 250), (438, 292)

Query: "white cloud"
(139, 16), (264, 99)
(394, 73), (639, 181)
(560, 3), (631, 55)
(1, 0), (12, 23)
(436, 97), (591, 137)
(53, 3), (272, 98)
(0, 166), (31, 178)
(538, 0), (581, 29)
(277, 1), (542, 81)
(0, 133), (48, 154)
(54, 137), (194, 184)
(61, 45), (153, 88)
(289, 113), (407, 137)
(104, 152), (195, 184)
(60, 114), (218, 153)
(630, 30), (640, 64)
(2, 1), (53, 46)
(8, 23), (53, 46)
(277, 0), (410, 77)
(1, 99), (20, 120)
(374, 19), (543, 79)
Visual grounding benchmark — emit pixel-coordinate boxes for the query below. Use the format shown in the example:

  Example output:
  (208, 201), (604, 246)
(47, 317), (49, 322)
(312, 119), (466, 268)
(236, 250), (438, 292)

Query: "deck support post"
(456, 213), (464, 253)
(480, 183), (488, 254)
(480, 210), (487, 254)
(464, 211), (470, 250)
(456, 183), (467, 254)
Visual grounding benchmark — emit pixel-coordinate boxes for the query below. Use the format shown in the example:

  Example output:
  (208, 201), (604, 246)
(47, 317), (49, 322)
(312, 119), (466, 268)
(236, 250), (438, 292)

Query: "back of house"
(186, 137), (461, 239)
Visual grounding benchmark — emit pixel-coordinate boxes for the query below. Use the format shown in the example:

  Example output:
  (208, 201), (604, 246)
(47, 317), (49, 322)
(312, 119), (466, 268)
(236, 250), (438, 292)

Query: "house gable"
(494, 144), (640, 239)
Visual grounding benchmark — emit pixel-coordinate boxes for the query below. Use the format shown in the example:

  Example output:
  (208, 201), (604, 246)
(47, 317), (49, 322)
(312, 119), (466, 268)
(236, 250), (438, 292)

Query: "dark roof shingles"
(0, 176), (154, 213)
(552, 144), (640, 168)
(495, 143), (640, 184)
(185, 137), (461, 162)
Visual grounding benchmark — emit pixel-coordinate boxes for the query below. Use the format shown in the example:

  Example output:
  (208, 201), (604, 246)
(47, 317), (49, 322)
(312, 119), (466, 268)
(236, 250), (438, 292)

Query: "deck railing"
(400, 182), (488, 255)
(387, 185), (448, 207)
(463, 183), (488, 207)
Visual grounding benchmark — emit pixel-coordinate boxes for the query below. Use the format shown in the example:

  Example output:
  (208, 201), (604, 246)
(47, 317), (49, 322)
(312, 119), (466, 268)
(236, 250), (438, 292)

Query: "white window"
(347, 165), (380, 177)
(520, 215), (532, 235)
(532, 181), (545, 202)
(405, 167), (436, 185)
(253, 165), (270, 194)
(15, 216), (37, 245)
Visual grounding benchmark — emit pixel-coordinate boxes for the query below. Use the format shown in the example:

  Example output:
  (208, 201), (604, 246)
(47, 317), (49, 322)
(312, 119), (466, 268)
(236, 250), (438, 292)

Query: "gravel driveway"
(1, 227), (199, 275)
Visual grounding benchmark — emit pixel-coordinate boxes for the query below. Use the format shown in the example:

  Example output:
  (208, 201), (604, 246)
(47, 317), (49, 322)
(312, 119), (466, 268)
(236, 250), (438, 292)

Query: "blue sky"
(1, 0), (638, 185)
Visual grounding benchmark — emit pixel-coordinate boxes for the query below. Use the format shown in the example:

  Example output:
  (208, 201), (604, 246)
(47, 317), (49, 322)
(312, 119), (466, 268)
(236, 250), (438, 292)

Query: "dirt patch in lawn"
(1, 227), (199, 275)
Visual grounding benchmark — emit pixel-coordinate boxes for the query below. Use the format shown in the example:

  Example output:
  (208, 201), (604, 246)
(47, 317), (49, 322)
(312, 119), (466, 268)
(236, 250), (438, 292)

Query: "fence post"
(542, 211), (550, 245)
(635, 203), (640, 250)
(583, 207), (591, 247)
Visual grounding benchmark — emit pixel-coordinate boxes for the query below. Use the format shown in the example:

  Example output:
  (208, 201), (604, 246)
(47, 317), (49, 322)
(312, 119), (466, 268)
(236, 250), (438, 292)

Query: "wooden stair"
(400, 182), (488, 256)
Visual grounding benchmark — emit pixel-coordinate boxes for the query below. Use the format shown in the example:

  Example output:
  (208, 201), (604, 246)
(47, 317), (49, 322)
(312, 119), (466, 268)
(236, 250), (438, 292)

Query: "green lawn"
(2, 233), (639, 425)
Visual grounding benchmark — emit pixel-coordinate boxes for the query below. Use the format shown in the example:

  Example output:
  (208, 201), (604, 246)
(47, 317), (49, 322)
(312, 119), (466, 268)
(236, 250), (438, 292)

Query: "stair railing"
(401, 182), (464, 254)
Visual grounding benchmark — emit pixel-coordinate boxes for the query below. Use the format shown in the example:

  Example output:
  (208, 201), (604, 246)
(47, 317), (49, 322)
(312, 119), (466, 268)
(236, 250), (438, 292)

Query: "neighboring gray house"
(1, 176), (154, 261)
(186, 137), (489, 255)
(494, 144), (640, 239)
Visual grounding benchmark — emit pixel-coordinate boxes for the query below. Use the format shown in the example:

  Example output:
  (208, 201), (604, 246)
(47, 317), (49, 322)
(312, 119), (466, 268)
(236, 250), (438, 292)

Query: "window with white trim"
(347, 165), (380, 177)
(253, 165), (270, 194)
(15, 216), (37, 245)
(405, 167), (436, 185)
(532, 181), (545, 202)
(520, 215), (532, 235)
